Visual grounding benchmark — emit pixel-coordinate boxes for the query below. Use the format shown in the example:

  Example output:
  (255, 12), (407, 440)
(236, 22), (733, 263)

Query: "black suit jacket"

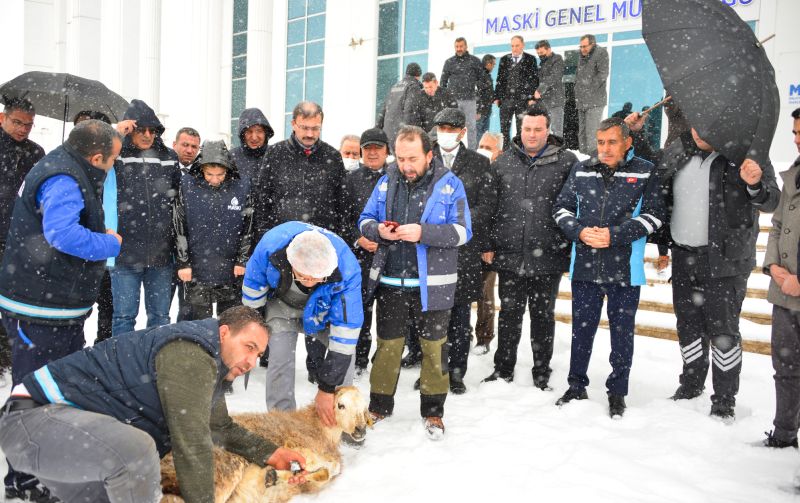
(494, 52), (539, 104)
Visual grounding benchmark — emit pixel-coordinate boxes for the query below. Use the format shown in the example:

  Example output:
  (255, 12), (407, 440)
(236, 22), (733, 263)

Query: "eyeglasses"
(292, 270), (327, 284)
(295, 125), (321, 133)
(133, 126), (156, 135)
(9, 118), (34, 130)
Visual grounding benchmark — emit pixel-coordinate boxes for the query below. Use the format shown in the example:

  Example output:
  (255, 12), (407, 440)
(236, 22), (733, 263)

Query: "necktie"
(513, 56), (519, 65)
(304, 148), (311, 157)
(444, 153), (453, 168)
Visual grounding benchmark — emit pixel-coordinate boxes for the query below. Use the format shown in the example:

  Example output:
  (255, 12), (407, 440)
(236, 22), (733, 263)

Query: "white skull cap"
(286, 230), (338, 278)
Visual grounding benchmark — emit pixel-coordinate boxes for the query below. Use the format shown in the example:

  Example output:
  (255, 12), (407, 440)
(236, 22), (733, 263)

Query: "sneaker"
(764, 430), (798, 448)
(5, 484), (60, 503)
(608, 394), (626, 418)
(450, 376), (467, 395)
(423, 416), (445, 440)
(556, 388), (588, 406)
(481, 370), (514, 384)
(472, 343), (490, 355)
(710, 402), (735, 422)
(221, 380), (234, 395)
(401, 352), (422, 368)
(670, 385), (704, 400)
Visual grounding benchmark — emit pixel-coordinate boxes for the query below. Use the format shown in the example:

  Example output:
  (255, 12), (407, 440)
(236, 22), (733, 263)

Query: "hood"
(189, 140), (240, 180)
(122, 99), (165, 136)
(511, 134), (565, 163)
(237, 108), (275, 143)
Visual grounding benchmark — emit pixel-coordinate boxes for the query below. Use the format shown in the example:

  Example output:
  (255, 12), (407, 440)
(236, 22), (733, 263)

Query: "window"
(285, 0), (326, 137)
(231, 0), (248, 145)
(375, 0), (430, 118)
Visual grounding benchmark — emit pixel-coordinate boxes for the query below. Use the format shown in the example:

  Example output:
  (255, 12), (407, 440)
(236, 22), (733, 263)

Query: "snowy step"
(557, 282), (772, 324)
(552, 299), (771, 355)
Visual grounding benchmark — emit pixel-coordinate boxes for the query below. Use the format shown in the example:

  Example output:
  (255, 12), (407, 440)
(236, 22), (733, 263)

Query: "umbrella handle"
(641, 96), (672, 116)
(756, 34), (775, 48)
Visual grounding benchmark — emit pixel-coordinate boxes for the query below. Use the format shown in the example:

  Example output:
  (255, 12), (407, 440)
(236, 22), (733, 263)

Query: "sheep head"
(333, 386), (370, 443)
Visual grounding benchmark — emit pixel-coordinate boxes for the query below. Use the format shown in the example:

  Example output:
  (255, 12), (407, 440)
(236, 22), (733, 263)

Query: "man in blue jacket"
(242, 222), (363, 425)
(359, 125), (472, 439)
(552, 117), (664, 418)
(0, 119), (122, 501)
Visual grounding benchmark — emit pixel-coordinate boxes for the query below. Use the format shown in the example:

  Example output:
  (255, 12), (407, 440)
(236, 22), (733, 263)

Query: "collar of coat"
(289, 133), (321, 157)
(511, 135), (566, 166)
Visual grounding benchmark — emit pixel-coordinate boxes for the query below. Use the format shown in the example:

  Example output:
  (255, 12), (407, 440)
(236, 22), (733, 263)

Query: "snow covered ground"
(2, 304), (794, 502)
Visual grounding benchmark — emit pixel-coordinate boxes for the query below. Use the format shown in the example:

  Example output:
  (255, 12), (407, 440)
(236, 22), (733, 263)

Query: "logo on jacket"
(379, 182), (388, 192)
(228, 197), (242, 211)
(626, 177), (637, 184)
(440, 184), (455, 195)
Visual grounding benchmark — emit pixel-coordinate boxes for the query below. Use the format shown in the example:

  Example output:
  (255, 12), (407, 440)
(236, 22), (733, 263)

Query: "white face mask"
(342, 157), (360, 172)
(476, 148), (493, 161)
(437, 131), (461, 150)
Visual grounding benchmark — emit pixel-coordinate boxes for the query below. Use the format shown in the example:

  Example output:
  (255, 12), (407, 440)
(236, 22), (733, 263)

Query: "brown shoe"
(369, 411), (387, 425)
(424, 416), (445, 440)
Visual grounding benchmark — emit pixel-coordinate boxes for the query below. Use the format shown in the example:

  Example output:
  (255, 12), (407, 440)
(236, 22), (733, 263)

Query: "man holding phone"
(358, 125), (471, 439)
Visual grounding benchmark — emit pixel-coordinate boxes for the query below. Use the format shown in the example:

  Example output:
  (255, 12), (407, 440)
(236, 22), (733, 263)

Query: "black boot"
(764, 430), (799, 448)
(481, 370), (514, 383)
(555, 388), (588, 406)
(608, 394), (626, 418)
(401, 351), (422, 368)
(670, 384), (703, 400)
(450, 374), (467, 395)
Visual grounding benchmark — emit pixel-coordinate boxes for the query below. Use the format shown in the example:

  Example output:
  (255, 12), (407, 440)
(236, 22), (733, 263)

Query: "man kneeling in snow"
(0, 306), (306, 502)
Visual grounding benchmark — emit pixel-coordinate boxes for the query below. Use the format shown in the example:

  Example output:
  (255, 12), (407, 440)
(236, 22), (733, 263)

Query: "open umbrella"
(642, 0), (779, 167)
(0, 71), (129, 139)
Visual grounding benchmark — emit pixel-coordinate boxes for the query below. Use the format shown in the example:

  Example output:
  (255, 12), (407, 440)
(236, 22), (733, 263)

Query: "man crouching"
(0, 306), (306, 502)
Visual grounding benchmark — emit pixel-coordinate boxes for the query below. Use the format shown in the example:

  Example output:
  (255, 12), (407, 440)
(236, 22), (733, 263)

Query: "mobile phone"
(383, 220), (400, 230)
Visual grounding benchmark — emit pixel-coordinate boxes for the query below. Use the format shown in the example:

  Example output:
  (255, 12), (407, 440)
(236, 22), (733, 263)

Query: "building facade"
(3, 0), (799, 164)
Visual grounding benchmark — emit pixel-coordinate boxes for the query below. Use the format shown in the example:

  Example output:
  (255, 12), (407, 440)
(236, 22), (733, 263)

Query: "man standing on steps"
(552, 118), (664, 419)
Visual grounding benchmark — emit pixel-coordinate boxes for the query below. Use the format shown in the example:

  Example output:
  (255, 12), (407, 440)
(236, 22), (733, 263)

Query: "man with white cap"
(241, 222), (363, 424)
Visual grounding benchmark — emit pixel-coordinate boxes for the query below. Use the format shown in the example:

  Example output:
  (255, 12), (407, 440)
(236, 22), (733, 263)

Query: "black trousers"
(355, 297), (375, 369)
(672, 247), (747, 405)
(95, 270), (113, 343)
(771, 305), (800, 442)
(447, 302), (472, 379)
(499, 97), (529, 150)
(184, 282), (241, 320)
(494, 271), (561, 384)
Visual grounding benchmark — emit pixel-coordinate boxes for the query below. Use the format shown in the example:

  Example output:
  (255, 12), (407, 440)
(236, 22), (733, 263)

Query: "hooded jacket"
(574, 44), (609, 110)
(230, 108), (274, 182)
(492, 135), (578, 276)
(114, 99), (180, 268)
(553, 153), (664, 286)
(434, 143), (497, 303)
(376, 75), (422, 149)
(0, 127), (44, 248)
(251, 134), (347, 242)
(358, 159), (472, 311)
(174, 140), (254, 286)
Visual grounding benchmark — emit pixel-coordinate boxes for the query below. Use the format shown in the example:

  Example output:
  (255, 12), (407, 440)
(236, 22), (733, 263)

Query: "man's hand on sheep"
(316, 390), (337, 427)
(267, 447), (308, 485)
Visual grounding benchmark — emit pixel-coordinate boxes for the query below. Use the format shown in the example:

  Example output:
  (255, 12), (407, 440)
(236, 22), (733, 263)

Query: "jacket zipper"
(598, 177), (608, 283)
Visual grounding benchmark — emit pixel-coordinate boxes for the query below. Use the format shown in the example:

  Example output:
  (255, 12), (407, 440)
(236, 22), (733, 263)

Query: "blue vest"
(0, 144), (107, 323)
(23, 318), (227, 456)
(182, 175), (251, 285)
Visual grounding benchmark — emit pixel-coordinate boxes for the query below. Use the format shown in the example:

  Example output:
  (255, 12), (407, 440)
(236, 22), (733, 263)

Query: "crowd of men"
(0, 32), (797, 503)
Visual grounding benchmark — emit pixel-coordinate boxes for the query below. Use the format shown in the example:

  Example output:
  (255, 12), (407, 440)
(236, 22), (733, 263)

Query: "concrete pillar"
(138, 0), (162, 111)
(246, 0), (274, 112)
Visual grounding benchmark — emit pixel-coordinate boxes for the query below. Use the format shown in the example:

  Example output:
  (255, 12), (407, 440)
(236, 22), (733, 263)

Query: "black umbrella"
(0, 71), (129, 139)
(642, 0), (779, 167)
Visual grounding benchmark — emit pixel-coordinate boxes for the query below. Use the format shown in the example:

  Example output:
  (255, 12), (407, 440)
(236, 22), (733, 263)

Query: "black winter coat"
(343, 163), (384, 266)
(440, 52), (489, 101)
(642, 133), (780, 278)
(494, 52), (539, 104)
(405, 87), (458, 134)
(0, 128), (44, 248)
(434, 144), (497, 303)
(376, 75), (422, 148)
(252, 135), (346, 242)
(477, 68), (495, 117)
(491, 136), (577, 276)
(230, 108), (274, 182)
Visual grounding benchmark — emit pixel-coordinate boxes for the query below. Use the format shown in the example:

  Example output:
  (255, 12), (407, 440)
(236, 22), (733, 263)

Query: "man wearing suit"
(494, 35), (539, 150)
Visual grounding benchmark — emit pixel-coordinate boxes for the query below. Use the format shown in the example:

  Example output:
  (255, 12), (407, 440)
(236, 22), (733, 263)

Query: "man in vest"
(0, 119), (123, 501)
(0, 306), (306, 502)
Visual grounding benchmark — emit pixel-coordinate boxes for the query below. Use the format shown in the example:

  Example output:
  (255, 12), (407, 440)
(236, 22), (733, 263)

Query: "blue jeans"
(110, 265), (173, 336)
(475, 113), (491, 144)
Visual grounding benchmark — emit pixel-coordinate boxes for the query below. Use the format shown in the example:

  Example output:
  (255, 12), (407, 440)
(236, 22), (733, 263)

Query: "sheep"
(160, 386), (370, 503)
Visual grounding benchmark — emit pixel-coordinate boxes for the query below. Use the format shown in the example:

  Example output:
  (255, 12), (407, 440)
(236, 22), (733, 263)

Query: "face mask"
(437, 131), (461, 150)
(476, 148), (493, 160)
(342, 157), (360, 172)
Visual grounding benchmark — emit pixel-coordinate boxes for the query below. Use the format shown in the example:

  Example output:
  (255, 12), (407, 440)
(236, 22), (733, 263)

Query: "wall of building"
(3, 0), (799, 164)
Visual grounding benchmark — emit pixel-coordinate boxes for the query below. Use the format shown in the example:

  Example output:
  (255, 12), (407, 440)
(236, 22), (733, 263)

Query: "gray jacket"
(574, 45), (609, 110)
(536, 53), (565, 111)
(764, 157), (800, 310)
